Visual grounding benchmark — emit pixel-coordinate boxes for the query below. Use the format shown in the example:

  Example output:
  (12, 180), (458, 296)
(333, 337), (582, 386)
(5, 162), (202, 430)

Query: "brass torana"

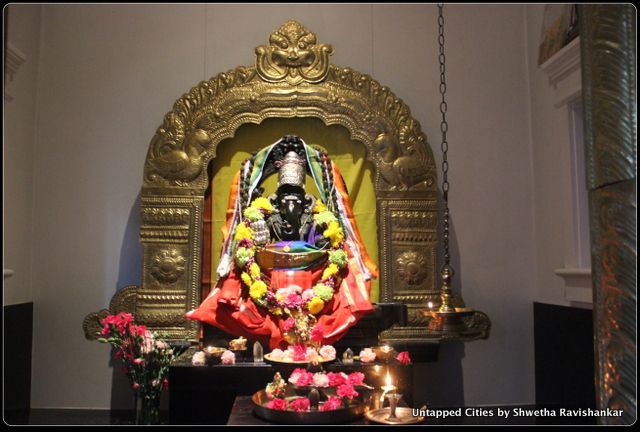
(84, 20), (490, 344)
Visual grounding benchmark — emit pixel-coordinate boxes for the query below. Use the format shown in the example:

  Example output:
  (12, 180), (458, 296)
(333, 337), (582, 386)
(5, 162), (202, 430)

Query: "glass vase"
(135, 392), (161, 425)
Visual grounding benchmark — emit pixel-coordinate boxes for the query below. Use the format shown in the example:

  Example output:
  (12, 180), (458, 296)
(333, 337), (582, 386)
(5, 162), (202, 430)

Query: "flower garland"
(233, 197), (348, 344)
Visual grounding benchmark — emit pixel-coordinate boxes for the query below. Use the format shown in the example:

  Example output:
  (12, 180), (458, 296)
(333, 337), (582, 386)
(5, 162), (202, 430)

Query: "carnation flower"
(234, 222), (253, 241)
(282, 317), (296, 332)
(336, 383), (359, 400)
(249, 262), (261, 279)
(249, 280), (268, 300)
(313, 372), (330, 387)
(140, 330), (156, 354)
(321, 263), (340, 280)
(312, 284), (334, 302)
(250, 197), (274, 213)
(314, 210), (338, 225)
(292, 344), (308, 362)
(266, 398), (288, 411)
(301, 289), (315, 301)
(290, 398), (310, 412)
(328, 249), (348, 268)
(327, 372), (348, 387)
(284, 293), (305, 309)
(221, 350), (235, 365)
(310, 325), (324, 343)
(192, 351), (206, 366)
(320, 396), (343, 411)
(307, 297), (325, 315)
(288, 368), (304, 386)
(243, 206), (263, 222)
(235, 246), (255, 267)
(155, 340), (168, 350)
(347, 372), (365, 386)
(289, 368), (314, 386)
(323, 221), (344, 248)
(319, 345), (336, 360)
(396, 351), (412, 365)
(359, 348), (376, 363)
(275, 287), (292, 302)
(241, 272), (253, 287)
(313, 201), (327, 213)
(305, 347), (320, 362)
(269, 348), (285, 360)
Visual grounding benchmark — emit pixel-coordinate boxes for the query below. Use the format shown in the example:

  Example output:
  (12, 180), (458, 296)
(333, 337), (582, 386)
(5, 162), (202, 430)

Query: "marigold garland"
(232, 196), (347, 344)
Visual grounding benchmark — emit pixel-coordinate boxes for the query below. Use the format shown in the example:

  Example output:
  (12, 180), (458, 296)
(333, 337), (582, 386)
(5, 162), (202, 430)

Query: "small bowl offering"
(371, 345), (396, 362)
(203, 346), (225, 365)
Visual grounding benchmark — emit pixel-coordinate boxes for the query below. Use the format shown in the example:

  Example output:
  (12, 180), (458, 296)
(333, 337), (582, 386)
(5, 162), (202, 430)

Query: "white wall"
(524, 5), (584, 307)
(4, 4), (42, 306)
(24, 4), (536, 409)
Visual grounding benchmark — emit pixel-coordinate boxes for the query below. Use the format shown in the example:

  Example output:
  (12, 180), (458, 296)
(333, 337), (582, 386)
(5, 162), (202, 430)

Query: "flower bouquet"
(97, 312), (183, 424)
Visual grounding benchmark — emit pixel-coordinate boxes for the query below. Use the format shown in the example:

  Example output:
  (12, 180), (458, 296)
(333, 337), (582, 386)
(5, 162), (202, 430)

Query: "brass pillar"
(580, 4), (636, 425)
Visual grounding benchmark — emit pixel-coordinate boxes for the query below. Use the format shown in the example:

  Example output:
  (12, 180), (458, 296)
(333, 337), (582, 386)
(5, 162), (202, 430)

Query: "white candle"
(380, 370), (397, 401)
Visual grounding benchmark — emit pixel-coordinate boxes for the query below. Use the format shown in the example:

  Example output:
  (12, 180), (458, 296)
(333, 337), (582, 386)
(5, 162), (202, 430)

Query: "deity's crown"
(278, 151), (306, 189)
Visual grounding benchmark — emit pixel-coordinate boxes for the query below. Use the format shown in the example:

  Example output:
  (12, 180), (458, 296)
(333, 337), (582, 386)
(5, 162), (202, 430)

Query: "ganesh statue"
(186, 135), (378, 354)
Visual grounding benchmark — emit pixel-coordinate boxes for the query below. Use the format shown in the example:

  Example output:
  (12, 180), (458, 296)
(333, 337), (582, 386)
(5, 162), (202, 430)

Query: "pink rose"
(221, 350), (236, 365)
(320, 396), (343, 411)
(336, 383), (359, 400)
(289, 398), (310, 412)
(347, 372), (365, 386)
(163, 378), (169, 390)
(359, 348), (376, 363)
(132, 382), (140, 390)
(267, 398), (288, 411)
(151, 379), (160, 387)
(133, 358), (144, 365)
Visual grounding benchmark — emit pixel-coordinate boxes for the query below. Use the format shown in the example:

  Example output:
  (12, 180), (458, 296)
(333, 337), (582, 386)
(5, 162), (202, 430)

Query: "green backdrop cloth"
(208, 117), (380, 302)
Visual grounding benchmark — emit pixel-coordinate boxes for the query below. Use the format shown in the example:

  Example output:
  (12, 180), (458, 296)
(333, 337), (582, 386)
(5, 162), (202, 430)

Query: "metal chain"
(438, 3), (451, 270)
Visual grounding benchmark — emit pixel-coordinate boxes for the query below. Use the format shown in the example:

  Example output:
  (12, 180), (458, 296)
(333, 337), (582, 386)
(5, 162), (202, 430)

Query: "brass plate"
(264, 353), (335, 364)
(365, 407), (424, 424)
